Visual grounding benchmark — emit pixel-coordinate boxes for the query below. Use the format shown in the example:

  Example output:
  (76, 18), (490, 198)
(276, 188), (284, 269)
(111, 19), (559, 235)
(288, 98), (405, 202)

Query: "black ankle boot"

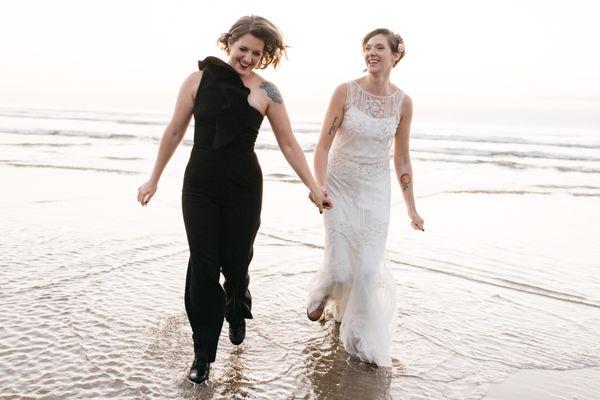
(187, 355), (210, 384)
(229, 319), (246, 345)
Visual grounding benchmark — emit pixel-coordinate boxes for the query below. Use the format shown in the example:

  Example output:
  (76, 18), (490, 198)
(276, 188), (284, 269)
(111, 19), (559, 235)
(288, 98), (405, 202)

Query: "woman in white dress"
(307, 28), (425, 367)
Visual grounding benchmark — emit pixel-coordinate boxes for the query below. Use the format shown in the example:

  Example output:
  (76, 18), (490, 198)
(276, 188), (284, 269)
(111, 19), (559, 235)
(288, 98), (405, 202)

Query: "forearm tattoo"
(260, 81), (282, 104)
(400, 173), (412, 192)
(328, 117), (338, 136)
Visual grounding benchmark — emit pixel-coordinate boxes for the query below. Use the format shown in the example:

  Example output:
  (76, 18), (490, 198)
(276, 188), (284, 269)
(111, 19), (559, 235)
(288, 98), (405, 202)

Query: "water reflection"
(303, 320), (393, 399)
(219, 348), (250, 399)
(178, 348), (249, 400)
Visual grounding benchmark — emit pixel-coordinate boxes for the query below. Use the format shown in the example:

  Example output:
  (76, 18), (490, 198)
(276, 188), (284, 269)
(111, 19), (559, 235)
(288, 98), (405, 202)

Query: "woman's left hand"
(308, 188), (333, 214)
(408, 210), (425, 231)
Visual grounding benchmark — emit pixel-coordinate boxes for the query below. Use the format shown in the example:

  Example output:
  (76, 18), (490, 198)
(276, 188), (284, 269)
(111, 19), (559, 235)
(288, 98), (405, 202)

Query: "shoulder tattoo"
(260, 81), (283, 104)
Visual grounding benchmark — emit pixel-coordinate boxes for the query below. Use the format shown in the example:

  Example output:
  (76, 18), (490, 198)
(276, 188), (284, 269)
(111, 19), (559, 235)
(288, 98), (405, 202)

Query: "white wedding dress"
(308, 80), (406, 367)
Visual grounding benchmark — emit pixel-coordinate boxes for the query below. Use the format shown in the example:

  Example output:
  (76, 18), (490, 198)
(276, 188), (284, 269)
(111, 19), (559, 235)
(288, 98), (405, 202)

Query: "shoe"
(307, 300), (327, 321)
(187, 356), (210, 384)
(229, 319), (246, 345)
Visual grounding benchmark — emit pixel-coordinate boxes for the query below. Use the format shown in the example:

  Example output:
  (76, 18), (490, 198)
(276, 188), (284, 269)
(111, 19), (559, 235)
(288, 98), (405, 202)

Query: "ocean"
(1, 106), (599, 399)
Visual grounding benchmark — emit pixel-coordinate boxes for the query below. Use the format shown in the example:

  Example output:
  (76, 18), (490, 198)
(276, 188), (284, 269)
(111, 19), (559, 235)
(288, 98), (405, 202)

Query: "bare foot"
(307, 301), (326, 321)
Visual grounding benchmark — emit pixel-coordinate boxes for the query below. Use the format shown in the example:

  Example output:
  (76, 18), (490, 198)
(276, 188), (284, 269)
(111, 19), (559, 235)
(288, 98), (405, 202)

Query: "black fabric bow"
(198, 57), (251, 148)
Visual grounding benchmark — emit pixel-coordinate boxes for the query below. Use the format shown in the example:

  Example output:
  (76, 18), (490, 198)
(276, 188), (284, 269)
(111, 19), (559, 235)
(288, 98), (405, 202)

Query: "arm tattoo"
(328, 117), (338, 135)
(400, 173), (412, 192)
(260, 81), (282, 104)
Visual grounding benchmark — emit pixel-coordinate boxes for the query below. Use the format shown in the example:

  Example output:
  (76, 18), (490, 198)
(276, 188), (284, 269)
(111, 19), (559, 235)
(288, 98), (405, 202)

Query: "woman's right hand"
(408, 209), (425, 231)
(137, 180), (157, 207)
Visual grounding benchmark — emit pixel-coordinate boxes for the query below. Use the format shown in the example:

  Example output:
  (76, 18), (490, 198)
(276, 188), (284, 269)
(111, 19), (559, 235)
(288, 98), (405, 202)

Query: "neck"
(364, 72), (392, 96)
(240, 73), (254, 85)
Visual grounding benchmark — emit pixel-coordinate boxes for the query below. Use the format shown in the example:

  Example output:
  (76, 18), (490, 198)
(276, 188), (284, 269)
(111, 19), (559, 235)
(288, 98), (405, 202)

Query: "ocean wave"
(534, 184), (600, 190)
(0, 127), (204, 147)
(0, 127), (148, 141)
(3, 107), (599, 151)
(446, 189), (552, 195)
(259, 126), (320, 134)
(414, 156), (600, 174)
(258, 232), (600, 309)
(444, 189), (600, 198)
(388, 256), (600, 309)
(0, 161), (142, 175)
(255, 143), (316, 152)
(263, 173), (302, 184)
(0, 109), (167, 126)
(1, 142), (94, 147)
(4, 125), (598, 162)
(413, 133), (600, 150)
(570, 192), (600, 197)
(415, 147), (600, 162)
(103, 156), (144, 161)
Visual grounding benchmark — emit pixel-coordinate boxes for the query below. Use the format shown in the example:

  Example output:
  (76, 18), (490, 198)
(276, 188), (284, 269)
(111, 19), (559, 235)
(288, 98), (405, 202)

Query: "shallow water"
(1, 108), (600, 399)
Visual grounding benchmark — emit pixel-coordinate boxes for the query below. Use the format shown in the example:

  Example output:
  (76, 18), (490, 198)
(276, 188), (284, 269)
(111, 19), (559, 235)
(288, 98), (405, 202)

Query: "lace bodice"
(329, 81), (405, 167)
(347, 80), (404, 119)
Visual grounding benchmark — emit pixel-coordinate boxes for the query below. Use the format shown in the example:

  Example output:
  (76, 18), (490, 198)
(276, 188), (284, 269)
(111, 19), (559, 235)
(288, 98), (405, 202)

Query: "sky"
(1, 0), (599, 125)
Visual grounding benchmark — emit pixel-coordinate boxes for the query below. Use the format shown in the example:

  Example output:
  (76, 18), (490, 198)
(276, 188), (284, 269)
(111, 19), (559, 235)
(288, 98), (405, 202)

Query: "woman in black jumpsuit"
(183, 55), (263, 363)
(137, 16), (331, 384)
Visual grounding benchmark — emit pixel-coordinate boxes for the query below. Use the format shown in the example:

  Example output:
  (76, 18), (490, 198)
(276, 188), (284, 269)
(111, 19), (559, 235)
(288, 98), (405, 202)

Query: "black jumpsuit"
(182, 56), (264, 363)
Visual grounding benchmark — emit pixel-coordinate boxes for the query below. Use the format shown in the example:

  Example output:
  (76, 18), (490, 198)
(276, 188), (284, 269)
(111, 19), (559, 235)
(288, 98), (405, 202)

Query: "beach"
(1, 107), (599, 399)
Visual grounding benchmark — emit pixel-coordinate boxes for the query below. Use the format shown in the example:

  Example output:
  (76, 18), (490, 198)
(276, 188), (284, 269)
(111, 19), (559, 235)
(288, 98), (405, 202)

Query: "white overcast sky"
(1, 0), (599, 123)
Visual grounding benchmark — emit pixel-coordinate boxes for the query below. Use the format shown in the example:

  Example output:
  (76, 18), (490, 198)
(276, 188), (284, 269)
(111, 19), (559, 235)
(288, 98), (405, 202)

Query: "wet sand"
(486, 367), (600, 400)
(1, 164), (599, 399)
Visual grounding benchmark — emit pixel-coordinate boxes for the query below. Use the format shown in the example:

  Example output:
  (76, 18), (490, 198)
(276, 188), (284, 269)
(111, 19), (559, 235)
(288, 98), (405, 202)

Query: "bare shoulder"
(401, 93), (413, 113)
(330, 82), (348, 106)
(184, 71), (203, 98)
(186, 71), (203, 86)
(256, 76), (283, 104)
(333, 82), (348, 97)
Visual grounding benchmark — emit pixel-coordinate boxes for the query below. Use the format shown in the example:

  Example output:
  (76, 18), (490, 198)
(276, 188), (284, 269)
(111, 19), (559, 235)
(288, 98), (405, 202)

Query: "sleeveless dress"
(182, 56), (264, 363)
(307, 80), (405, 367)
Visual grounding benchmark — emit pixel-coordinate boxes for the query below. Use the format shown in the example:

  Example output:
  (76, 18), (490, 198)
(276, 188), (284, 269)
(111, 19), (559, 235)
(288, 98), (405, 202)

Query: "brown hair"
(362, 28), (405, 67)
(217, 15), (288, 69)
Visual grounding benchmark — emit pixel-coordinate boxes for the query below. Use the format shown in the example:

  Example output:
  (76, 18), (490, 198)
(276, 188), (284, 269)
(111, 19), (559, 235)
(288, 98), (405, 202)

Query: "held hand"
(317, 185), (334, 210)
(137, 180), (157, 206)
(408, 210), (425, 231)
(308, 188), (333, 214)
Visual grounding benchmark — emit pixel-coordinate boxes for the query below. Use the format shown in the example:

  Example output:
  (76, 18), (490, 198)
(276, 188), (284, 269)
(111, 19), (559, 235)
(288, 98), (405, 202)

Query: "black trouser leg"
(220, 191), (262, 326)
(182, 192), (224, 363)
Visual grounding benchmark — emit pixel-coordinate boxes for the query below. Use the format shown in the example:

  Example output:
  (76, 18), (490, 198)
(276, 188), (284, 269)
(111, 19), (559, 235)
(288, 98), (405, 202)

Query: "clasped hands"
(308, 187), (333, 214)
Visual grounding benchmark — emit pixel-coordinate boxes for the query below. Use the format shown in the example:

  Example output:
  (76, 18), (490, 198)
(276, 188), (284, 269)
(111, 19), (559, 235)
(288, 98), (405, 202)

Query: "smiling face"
(363, 34), (399, 74)
(227, 33), (265, 76)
